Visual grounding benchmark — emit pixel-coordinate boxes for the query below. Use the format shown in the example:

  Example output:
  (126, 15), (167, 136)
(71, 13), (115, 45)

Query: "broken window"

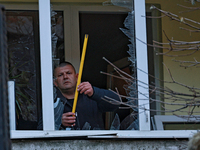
(7, 11), (40, 130)
(6, 1), (152, 131)
(7, 9), (64, 130)
(5, 0), (199, 138)
(50, 0), (140, 130)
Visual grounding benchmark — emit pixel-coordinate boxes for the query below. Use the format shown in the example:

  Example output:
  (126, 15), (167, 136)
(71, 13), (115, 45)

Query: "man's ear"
(76, 73), (79, 80)
(53, 79), (58, 87)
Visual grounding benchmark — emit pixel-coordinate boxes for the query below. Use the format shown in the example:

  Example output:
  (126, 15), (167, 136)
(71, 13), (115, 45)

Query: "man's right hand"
(61, 112), (76, 127)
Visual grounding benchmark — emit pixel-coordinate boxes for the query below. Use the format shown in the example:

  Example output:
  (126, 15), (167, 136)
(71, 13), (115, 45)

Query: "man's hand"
(78, 82), (94, 97)
(62, 112), (76, 127)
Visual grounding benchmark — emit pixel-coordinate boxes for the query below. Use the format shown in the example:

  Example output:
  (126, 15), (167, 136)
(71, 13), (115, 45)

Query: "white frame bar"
(134, 0), (150, 130)
(10, 130), (196, 139)
(8, 81), (16, 130)
(39, 0), (55, 130)
(154, 115), (200, 130)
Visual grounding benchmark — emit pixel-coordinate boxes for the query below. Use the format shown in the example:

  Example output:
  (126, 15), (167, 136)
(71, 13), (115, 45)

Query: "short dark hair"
(53, 61), (76, 77)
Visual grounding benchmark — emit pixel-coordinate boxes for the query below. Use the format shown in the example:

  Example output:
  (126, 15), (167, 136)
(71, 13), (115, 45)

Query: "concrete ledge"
(12, 139), (188, 150)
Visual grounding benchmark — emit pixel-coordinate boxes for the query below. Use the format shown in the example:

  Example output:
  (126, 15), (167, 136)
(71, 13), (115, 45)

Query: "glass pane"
(7, 8), (65, 130)
(145, 2), (200, 130)
(51, 10), (65, 64)
(51, 1), (138, 130)
(7, 10), (40, 130)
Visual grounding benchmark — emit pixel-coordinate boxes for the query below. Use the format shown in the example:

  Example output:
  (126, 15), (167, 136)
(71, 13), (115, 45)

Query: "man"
(38, 62), (119, 130)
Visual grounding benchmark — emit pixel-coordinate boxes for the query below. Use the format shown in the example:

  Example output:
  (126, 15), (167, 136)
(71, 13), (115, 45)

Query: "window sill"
(11, 130), (196, 139)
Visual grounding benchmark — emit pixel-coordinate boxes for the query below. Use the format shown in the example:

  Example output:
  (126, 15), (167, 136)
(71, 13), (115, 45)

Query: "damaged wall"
(12, 139), (188, 150)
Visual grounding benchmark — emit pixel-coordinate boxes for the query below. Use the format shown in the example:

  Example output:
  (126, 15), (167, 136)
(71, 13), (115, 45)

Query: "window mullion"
(8, 81), (16, 130)
(39, 0), (55, 130)
(134, 0), (150, 130)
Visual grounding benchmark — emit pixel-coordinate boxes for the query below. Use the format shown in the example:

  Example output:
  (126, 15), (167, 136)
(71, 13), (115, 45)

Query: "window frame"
(154, 115), (200, 130)
(8, 81), (15, 131)
(5, 0), (198, 139)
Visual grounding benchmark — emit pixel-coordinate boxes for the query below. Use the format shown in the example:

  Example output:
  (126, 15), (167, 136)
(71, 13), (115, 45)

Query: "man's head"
(53, 62), (78, 94)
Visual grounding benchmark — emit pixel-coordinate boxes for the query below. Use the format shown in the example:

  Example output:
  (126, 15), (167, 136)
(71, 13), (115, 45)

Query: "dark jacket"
(37, 86), (119, 130)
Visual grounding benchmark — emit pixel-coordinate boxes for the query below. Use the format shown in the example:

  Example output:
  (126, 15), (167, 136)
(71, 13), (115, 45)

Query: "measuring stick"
(72, 34), (89, 113)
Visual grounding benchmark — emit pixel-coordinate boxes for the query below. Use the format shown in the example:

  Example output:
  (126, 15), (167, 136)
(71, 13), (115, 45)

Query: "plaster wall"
(12, 139), (188, 150)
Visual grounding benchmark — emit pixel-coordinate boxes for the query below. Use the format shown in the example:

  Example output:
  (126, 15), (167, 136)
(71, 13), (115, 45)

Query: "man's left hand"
(78, 82), (94, 97)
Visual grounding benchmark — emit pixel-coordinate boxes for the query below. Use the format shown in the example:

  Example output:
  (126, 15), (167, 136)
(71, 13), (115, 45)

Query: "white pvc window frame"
(5, 0), (197, 139)
(154, 115), (200, 130)
(135, 0), (150, 131)
(8, 81), (16, 131)
(38, 0), (55, 131)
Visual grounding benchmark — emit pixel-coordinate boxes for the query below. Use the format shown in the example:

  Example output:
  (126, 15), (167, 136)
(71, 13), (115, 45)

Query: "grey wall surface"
(12, 139), (189, 150)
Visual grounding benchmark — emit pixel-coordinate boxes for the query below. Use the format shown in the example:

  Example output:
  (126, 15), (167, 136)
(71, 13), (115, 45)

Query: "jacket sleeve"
(90, 86), (120, 112)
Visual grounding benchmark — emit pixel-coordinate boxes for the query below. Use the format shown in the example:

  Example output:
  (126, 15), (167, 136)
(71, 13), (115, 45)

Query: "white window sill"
(11, 130), (196, 139)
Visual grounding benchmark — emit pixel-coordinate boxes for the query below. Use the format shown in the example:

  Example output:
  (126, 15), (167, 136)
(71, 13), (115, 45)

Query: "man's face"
(54, 65), (78, 92)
